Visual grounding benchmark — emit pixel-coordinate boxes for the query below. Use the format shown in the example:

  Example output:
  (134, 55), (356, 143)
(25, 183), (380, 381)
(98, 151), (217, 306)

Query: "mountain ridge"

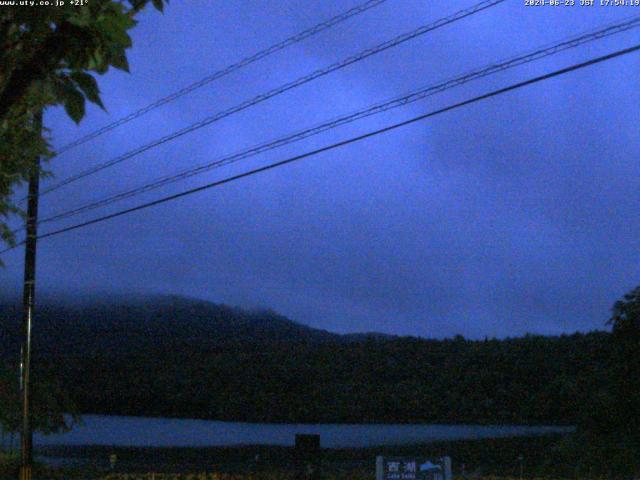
(0, 294), (395, 359)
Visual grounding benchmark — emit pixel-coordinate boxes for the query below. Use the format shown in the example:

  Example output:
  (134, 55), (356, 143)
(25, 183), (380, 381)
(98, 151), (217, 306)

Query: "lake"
(33, 415), (574, 448)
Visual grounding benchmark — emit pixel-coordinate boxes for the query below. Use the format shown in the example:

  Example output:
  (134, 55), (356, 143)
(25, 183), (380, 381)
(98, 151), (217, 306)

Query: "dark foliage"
(0, 295), (612, 426)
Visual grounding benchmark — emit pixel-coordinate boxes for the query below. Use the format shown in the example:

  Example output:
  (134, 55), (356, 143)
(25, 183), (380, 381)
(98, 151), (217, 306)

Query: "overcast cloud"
(1, 0), (639, 338)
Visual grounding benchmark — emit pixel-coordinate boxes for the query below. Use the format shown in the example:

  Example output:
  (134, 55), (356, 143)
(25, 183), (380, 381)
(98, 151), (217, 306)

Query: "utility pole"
(19, 110), (42, 480)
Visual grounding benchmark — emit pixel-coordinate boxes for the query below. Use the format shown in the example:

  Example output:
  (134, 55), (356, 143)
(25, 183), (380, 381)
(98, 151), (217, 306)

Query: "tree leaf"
(152, 0), (164, 12)
(64, 90), (85, 124)
(99, 6), (135, 48)
(110, 48), (130, 72)
(70, 71), (105, 110)
(54, 79), (86, 124)
(66, 9), (92, 27)
(88, 49), (108, 73)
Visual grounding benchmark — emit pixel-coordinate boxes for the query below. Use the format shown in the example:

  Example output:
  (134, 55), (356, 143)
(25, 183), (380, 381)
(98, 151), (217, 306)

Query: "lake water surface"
(33, 415), (574, 448)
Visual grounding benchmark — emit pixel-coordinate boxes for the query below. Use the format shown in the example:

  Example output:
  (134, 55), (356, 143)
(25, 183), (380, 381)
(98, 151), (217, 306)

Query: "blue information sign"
(376, 456), (451, 480)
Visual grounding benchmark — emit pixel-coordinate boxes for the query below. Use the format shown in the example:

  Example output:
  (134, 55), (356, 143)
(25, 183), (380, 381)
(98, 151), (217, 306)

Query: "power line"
(36, 0), (506, 198)
(3, 42), (637, 255)
(34, 14), (640, 226)
(54, 0), (390, 156)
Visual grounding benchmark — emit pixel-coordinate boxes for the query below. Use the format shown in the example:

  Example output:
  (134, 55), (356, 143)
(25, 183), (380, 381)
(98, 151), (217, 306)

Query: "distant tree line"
(46, 331), (611, 426)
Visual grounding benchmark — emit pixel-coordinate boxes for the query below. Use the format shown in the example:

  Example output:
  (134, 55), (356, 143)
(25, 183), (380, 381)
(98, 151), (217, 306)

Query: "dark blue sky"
(2, 0), (639, 338)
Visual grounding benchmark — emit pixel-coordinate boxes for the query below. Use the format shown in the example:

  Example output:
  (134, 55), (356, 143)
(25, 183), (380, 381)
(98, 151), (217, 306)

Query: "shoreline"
(32, 414), (575, 449)
(27, 433), (575, 478)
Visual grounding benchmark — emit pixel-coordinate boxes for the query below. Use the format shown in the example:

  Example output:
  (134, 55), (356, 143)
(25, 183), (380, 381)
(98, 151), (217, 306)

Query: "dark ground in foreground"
(24, 434), (572, 479)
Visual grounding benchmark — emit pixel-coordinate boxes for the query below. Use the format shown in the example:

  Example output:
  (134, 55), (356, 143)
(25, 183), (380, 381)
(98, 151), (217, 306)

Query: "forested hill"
(0, 295), (612, 426)
(0, 294), (346, 358)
